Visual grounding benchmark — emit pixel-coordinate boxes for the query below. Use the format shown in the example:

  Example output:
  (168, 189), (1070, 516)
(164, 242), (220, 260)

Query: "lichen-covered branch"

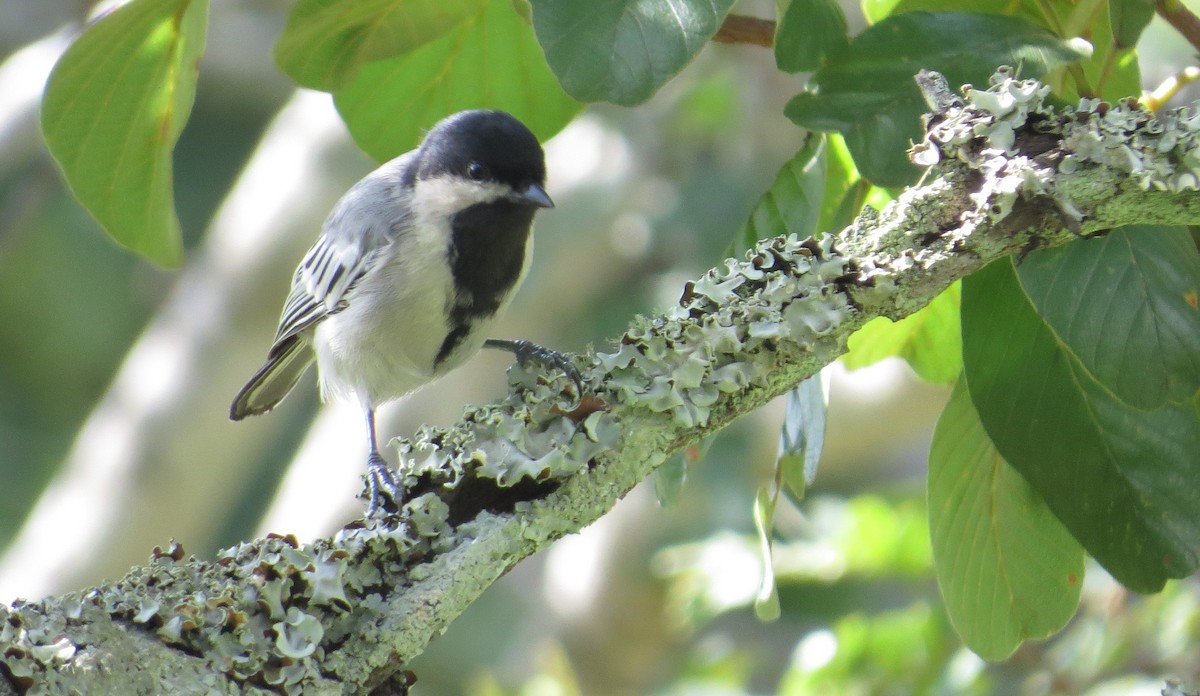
(4, 70), (1200, 696)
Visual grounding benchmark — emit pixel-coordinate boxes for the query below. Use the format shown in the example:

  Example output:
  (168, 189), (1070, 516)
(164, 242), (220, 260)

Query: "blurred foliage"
(463, 493), (1200, 695)
(6, 0), (1200, 693)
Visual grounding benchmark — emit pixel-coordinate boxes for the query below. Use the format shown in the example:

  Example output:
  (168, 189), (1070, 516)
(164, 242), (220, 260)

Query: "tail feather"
(230, 337), (314, 420)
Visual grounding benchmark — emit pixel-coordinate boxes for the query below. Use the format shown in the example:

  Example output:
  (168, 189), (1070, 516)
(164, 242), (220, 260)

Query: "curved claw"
(484, 338), (584, 404)
(364, 453), (404, 517)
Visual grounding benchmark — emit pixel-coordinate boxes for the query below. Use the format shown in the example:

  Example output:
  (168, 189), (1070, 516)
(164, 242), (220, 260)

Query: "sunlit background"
(1, 1), (1198, 694)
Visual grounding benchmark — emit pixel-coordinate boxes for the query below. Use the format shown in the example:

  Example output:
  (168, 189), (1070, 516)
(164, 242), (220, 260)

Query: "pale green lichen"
(596, 234), (856, 428)
(273, 607), (323, 659)
(916, 67), (1200, 210)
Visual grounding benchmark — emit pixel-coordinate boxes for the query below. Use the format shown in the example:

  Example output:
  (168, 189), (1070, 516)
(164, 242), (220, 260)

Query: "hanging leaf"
(752, 487), (781, 622)
(777, 375), (827, 503)
(929, 378), (1084, 659)
(42, 0), (210, 266)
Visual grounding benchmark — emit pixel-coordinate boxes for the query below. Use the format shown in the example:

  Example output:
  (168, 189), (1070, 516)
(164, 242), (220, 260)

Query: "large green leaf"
(41, 0), (209, 266)
(334, 0), (581, 162)
(1016, 227), (1200, 409)
(737, 134), (826, 251)
(775, 0), (849, 73)
(529, 0), (736, 106)
(785, 12), (1090, 186)
(930, 378), (1083, 660)
(274, 0), (486, 91)
(843, 281), (961, 384)
(962, 259), (1200, 593)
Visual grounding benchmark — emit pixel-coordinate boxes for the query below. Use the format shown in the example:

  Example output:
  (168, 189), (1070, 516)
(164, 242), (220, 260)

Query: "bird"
(230, 110), (577, 515)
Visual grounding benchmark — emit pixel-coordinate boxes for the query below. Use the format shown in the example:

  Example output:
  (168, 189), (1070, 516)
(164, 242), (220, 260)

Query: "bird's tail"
(230, 336), (314, 420)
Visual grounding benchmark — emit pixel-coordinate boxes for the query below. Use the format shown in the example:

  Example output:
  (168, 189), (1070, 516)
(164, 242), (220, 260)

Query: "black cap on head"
(417, 110), (547, 191)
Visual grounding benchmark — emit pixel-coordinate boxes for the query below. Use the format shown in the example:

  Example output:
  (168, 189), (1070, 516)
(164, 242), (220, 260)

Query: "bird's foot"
(484, 338), (584, 401)
(363, 453), (404, 517)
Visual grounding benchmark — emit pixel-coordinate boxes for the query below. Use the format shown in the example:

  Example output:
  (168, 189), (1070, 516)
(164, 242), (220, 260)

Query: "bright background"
(0, 1), (1198, 694)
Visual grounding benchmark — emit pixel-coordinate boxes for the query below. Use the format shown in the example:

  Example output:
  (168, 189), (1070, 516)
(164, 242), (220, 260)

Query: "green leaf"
(1016, 227), (1200, 409)
(930, 378), (1084, 660)
(863, 0), (1016, 24)
(843, 281), (961, 384)
(785, 12), (1090, 186)
(655, 435), (711, 507)
(1109, 0), (1155, 49)
(654, 454), (688, 507)
(861, 0), (900, 23)
(865, 0), (1142, 101)
(529, 0), (736, 106)
(334, 0), (581, 161)
(737, 134), (826, 251)
(41, 0), (209, 266)
(962, 259), (1200, 593)
(815, 133), (865, 235)
(777, 376), (827, 503)
(752, 487), (781, 622)
(274, 0), (486, 91)
(775, 0), (849, 73)
(1053, 0), (1142, 101)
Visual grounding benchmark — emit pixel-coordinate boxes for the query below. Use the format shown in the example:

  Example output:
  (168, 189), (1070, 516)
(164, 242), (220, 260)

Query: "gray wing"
(270, 153), (417, 346)
(230, 153), (416, 420)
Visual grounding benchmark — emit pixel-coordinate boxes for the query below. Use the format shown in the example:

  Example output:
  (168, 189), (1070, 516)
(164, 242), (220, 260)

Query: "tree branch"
(713, 14), (775, 48)
(4, 71), (1200, 695)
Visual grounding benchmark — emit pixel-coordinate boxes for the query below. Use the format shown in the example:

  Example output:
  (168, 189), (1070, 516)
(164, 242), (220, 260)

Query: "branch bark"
(713, 14), (775, 48)
(4, 71), (1200, 695)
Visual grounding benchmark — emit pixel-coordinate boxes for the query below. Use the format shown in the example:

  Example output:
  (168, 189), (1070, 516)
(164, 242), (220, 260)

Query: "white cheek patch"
(412, 176), (510, 224)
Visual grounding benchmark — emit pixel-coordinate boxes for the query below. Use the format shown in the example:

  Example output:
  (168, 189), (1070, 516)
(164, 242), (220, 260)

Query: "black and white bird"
(230, 110), (576, 515)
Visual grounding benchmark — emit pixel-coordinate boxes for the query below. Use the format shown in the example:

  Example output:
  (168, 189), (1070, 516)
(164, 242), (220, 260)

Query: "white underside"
(313, 179), (533, 410)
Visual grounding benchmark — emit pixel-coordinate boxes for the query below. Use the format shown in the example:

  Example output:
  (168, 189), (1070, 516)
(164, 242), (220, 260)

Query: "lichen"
(596, 234), (856, 428)
(915, 67), (1200, 220)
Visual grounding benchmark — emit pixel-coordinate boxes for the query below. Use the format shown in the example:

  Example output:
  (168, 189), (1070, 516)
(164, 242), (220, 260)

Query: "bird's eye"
(467, 162), (486, 181)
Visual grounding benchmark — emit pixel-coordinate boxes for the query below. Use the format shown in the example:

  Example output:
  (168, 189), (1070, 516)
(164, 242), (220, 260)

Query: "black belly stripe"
(433, 199), (535, 367)
(435, 325), (472, 366)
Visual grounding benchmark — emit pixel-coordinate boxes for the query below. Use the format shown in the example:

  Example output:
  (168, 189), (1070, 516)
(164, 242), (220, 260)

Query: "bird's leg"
(363, 406), (404, 516)
(483, 338), (584, 400)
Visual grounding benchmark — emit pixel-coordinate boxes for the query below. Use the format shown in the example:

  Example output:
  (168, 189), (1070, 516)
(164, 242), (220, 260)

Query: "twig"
(1146, 65), (1200, 110)
(1157, 0), (1200, 54)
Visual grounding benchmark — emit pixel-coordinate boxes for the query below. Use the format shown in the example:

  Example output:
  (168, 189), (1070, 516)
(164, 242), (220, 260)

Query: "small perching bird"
(230, 110), (576, 515)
